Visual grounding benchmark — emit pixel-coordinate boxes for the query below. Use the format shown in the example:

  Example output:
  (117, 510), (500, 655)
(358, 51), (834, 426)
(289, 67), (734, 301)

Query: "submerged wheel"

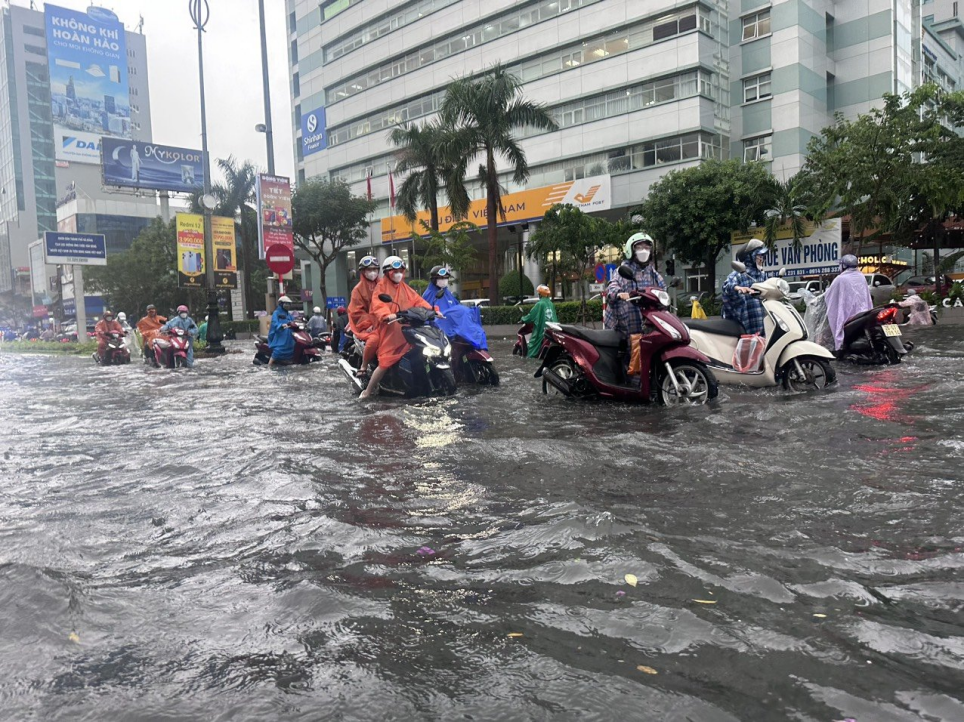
(433, 367), (457, 396)
(542, 357), (578, 396)
(487, 365), (500, 386)
(658, 362), (717, 406)
(175, 356), (186, 369)
(782, 356), (836, 391)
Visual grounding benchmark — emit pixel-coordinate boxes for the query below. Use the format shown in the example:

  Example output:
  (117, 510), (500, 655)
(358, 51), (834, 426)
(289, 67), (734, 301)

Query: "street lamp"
(189, 0), (224, 354)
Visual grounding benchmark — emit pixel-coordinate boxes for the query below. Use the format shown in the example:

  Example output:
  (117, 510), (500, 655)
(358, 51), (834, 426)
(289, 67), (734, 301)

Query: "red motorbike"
(450, 337), (499, 385)
(152, 327), (192, 368)
(535, 280), (718, 405)
(93, 331), (131, 365)
(252, 319), (321, 366)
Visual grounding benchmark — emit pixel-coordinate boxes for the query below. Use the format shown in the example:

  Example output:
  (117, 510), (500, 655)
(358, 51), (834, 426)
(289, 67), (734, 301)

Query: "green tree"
(442, 64), (558, 305)
(637, 159), (775, 290)
(291, 179), (376, 306)
(419, 220), (479, 277)
(498, 271), (534, 301)
(762, 173), (825, 249)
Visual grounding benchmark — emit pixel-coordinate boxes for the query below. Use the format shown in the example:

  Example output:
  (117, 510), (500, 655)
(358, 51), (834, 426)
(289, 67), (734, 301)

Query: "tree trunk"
(486, 178), (499, 307)
(934, 219), (943, 299)
(706, 248), (718, 296)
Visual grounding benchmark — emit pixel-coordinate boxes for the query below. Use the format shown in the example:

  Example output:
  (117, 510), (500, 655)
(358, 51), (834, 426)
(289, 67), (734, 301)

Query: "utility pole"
(258, 0), (275, 175)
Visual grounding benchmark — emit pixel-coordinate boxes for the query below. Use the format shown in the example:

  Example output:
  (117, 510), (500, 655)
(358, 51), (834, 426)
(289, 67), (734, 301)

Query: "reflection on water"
(0, 326), (962, 721)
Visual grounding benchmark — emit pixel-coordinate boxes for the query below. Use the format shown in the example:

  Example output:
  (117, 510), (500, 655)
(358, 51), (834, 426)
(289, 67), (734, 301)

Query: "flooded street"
(1, 327), (962, 721)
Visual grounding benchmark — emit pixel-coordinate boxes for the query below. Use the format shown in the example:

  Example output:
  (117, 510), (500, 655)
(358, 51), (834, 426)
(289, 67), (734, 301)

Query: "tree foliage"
(418, 220), (479, 277)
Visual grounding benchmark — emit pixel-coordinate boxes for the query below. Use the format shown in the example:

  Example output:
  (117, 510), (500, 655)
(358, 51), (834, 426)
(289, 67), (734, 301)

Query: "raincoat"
(422, 283), (488, 350)
(824, 267), (872, 350)
(690, 299), (707, 319)
(306, 313), (328, 336)
(604, 261), (665, 335)
(721, 263), (766, 335)
(899, 295), (933, 325)
(95, 318), (125, 355)
(197, 321), (208, 342)
(267, 306), (295, 360)
(369, 276), (433, 368)
(136, 312), (168, 351)
(348, 276), (379, 342)
(521, 297), (557, 359)
(161, 314), (199, 367)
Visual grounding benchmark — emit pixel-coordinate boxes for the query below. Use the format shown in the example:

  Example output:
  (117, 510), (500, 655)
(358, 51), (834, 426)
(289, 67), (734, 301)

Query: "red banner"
(256, 174), (293, 257)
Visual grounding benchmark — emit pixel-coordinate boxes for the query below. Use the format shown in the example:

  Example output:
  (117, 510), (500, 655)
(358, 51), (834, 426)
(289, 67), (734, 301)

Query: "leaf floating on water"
(507, 632), (524, 638)
(813, 613), (828, 618)
(692, 599), (717, 605)
(68, 632), (80, 643)
(624, 574), (638, 587)
(636, 665), (658, 675)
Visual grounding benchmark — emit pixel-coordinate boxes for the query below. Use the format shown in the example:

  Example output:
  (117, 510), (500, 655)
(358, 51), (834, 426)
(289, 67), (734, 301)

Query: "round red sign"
(265, 244), (295, 275)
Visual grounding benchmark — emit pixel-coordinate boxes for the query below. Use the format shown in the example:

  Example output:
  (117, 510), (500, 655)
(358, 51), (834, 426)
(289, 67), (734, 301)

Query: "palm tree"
(763, 173), (825, 250)
(389, 120), (468, 233)
(442, 64), (558, 305)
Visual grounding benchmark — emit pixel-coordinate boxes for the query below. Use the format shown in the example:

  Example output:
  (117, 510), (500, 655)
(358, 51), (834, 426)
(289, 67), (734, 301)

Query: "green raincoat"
(521, 297), (558, 358)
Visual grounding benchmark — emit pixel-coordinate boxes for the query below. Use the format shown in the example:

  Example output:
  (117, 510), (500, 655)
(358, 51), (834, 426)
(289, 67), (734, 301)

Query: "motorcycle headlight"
(653, 316), (682, 340)
(777, 279), (791, 297)
(653, 290), (670, 307)
(422, 345), (441, 358)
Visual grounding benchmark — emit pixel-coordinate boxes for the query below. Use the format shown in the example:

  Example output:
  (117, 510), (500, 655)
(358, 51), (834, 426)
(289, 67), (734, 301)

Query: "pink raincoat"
(824, 268), (872, 350)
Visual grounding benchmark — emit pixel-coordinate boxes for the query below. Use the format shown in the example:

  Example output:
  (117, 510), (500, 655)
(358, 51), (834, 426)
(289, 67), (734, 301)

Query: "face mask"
(279, 304), (288, 312)
(635, 248), (651, 263)
(436, 279), (449, 289)
(391, 272), (403, 283)
(179, 312), (188, 319)
(364, 270), (378, 281)
(755, 255), (764, 269)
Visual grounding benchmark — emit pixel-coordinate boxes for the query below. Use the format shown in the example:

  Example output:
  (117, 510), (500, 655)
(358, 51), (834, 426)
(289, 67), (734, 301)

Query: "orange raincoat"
(369, 276), (433, 368)
(136, 312), (168, 349)
(347, 276), (379, 342)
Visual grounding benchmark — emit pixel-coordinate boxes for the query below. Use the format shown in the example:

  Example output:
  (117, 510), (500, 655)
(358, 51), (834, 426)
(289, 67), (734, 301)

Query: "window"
(290, 39), (298, 64)
(954, 1), (959, 15)
(743, 72), (771, 102)
(23, 26), (45, 37)
(292, 72), (300, 96)
(289, 10), (296, 33)
(742, 10), (770, 41)
(743, 135), (772, 162)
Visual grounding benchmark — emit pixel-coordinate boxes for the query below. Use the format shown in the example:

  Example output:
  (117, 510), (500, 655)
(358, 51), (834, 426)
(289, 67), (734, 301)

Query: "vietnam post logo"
(306, 114), (318, 133)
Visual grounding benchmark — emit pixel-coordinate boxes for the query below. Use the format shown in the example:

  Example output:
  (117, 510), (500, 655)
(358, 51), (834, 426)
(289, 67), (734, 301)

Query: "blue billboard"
(101, 138), (204, 193)
(46, 5), (130, 164)
(43, 232), (107, 266)
(301, 106), (327, 157)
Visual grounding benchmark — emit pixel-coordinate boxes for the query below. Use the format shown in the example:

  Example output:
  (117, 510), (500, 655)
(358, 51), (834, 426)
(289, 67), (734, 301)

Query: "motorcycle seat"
(686, 319), (745, 338)
(560, 325), (623, 348)
(256, 335), (267, 343)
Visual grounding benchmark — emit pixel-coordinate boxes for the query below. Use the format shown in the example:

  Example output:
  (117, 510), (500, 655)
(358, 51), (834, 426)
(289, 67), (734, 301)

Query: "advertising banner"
(176, 213), (205, 289)
(256, 174), (294, 257)
(45, 4), (130, 164)
(211, 216), (238, 289)
(101, 138), (204, 193)
(381, 175), (612, 242)
(300, 106), (327, 157)
(730, 219), (842, 277)
(43, 232), (107, 265)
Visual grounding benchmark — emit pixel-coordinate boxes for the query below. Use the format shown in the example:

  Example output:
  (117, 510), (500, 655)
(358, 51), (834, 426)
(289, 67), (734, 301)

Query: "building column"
(523, 224), (541, 287)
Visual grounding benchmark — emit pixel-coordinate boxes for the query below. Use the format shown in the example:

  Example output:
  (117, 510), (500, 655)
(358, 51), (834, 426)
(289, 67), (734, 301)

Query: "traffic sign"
(265, 243), (295, 275)
(326, 296), (347, 309)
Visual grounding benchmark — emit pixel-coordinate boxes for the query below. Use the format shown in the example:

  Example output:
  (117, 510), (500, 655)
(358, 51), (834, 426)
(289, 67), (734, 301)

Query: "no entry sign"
(265, 243), (294, 275)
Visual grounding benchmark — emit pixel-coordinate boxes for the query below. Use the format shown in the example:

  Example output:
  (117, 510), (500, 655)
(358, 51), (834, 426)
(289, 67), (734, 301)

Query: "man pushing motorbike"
(160, 305), (200, 368)
(136, 304), (167, 361)
(722, 239), (767, 335)
(267, 295), (295, 368)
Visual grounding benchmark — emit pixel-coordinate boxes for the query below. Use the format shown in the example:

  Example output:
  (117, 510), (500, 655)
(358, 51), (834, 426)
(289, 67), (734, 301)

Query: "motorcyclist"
(359, 256), (434, 399)
(347, 255), (381, 376)
(94, 310), (125, 361)
(267, 295), (295, 368)
(824, 254), (872, 351)
(306, 306), (328, 338)
(721, 239), (767, 335)
(332, 306), (349, 353)
(604, 232), (667, 337)
(422, 265), (488, 351)
(520, 285), (558, 359)
(197, 315), (208, 342)
(136, 304), (168, 361)
(160, 305), (199, 367)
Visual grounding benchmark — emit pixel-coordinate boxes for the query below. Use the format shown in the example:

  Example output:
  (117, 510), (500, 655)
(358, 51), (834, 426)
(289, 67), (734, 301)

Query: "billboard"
(45, 5), (130, 164)
(102, 138), (204, 193)
(211, 216), (238, 289)
(381, 175), (612, 242)
(300, 106), (327, 157)
(256, 175), (293, 257)
(730, 219), (842, 277)
(176, 213), (205, 289)
(43, 231), (107, 265)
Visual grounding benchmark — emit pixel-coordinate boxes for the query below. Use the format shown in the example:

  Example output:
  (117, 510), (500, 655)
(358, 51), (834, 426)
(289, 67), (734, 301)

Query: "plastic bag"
(690, 299), (707, 319)
(801, 290), (833, 349)
(732, 333), (764, 372)
(627, 333), (643, 375)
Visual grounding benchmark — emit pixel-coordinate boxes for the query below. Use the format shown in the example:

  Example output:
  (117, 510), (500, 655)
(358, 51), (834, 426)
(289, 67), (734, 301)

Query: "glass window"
(743, 135), (772, 162)
(742, 10), (770, 41)
(743, 72), (772, 102)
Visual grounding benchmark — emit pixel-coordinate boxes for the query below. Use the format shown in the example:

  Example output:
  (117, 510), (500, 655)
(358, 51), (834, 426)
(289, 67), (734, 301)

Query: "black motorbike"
(838, 304), (913, 365)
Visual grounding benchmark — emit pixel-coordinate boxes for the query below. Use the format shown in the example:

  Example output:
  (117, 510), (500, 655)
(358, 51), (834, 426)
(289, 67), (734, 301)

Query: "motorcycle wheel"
(432, 367), (457, 396)
(468, 360), (500, 386)
(781, 356), (836, 391)
(542, 357), (577, 396)
(658, 361), (717, 406)
(175, 356), (186, 369)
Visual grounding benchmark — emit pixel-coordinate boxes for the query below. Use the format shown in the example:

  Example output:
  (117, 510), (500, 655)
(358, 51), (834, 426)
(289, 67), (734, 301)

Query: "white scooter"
(685, 263), (836, 391)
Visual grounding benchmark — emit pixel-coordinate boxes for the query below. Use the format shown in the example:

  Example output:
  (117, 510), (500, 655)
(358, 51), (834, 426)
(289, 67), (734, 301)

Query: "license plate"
(882, 324), (902, 337)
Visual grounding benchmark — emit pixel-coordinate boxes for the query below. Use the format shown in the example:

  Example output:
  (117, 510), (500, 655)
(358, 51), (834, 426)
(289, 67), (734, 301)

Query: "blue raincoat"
(422, 283), (488, 350)
(160, 314), (199, 367)
(268, 306), (295, 360)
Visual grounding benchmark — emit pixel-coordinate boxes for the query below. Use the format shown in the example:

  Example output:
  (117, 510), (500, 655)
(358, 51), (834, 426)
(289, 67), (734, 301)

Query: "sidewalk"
(483, 322), (604, 340)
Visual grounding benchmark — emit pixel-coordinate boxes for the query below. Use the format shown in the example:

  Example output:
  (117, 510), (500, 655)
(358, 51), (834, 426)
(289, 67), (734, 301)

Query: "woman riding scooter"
(422, 266), (488, 350)
(604, 232), (666, 338)
(722, 239), (767, 335)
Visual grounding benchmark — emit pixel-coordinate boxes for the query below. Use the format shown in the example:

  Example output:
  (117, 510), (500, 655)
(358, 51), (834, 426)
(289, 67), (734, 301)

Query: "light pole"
(257, 0), (275, 175)
(189, 0), (224, 354)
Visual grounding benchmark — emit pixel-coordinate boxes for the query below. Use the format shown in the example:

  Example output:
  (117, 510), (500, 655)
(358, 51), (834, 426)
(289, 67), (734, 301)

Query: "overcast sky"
(29, 0), (295, 182)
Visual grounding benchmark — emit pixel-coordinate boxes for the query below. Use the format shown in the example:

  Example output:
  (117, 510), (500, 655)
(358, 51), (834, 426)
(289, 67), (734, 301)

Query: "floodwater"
(0, 327), (962, 721)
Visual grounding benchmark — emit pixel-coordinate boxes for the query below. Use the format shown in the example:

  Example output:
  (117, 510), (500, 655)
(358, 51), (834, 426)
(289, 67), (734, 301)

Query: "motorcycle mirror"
(378, 294), (393, 302)
(778, 267), (787, 277)
(617, 265), (633, 280)
(731, 261), (746, 273)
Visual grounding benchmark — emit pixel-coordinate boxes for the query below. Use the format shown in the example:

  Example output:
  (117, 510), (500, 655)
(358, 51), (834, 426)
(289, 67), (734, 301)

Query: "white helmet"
(382, 255), (406, 272)
(313, 306), (322, 314)
(278, 295), (293, 304)
(116, 312), (126, 322)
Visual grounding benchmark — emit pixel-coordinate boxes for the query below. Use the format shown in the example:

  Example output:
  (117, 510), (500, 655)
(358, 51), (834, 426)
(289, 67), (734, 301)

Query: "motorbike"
(685, 264), (836, 391)
(339, 298), (456, 397)
(450, 336), (500, 385)
(152, 327), (192, 369)
(253, 319), (322, 366)
(310, 329), (333, 352)
(837, 304), (912, 365)
(535, 270), (718, 405)
(93, 332), (131, 365)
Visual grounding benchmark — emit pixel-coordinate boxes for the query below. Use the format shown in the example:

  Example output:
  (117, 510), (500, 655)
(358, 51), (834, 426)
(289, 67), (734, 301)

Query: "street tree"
(762, 172), (825, 249)
(636, 159), (774, 290)
(442, 64), (558, 306)
(419, 220), (479, 281)
(291, 179), (376, 306)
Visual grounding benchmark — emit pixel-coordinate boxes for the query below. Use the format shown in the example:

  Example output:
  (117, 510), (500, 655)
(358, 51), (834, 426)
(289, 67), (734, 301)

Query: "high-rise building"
(287, 0), (964, 297)
(0, 3), (156, 299)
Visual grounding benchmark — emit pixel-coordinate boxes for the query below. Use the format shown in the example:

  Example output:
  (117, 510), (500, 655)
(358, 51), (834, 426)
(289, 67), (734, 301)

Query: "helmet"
(358, 255), (378, 269)
(103, 309), (113, 317)
(537, 284), (551, 297)
(336, 306), (347, 314)
(738, 239), (766, 264)
(839, 254), (859, 270)
(278, 295), (292, 304)
(176, 305), (189, 313)
(382, 255), (406, 272)
(623, 232), (655, 260)
(116, 312), (126, 322)
(313, 306), (322, 314)
(430, 265), (453, 280)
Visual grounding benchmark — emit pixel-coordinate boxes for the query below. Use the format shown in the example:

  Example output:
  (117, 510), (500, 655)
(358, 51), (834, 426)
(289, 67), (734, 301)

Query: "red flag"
(388, 167), (396, 209)
(366, 167), (373, 201)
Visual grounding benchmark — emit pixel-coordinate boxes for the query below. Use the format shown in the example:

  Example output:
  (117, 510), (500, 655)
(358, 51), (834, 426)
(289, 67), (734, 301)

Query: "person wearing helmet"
(160, 305), (200, 367)
(604, 232), (666, 338)
(307, 305), (328, 339)
(94, 310), (125, 362)
(520, 284), (558, 358)
(824, 253), (872, 350)
(332, 305), (350, 353)
(136, 304), (168, 361)
(359, 256), (434, 398)
(721, 239), (768, 335)
(422, 266), (488, 352)
(267, 295), (296, 367)
(348, 255), (383, 375)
